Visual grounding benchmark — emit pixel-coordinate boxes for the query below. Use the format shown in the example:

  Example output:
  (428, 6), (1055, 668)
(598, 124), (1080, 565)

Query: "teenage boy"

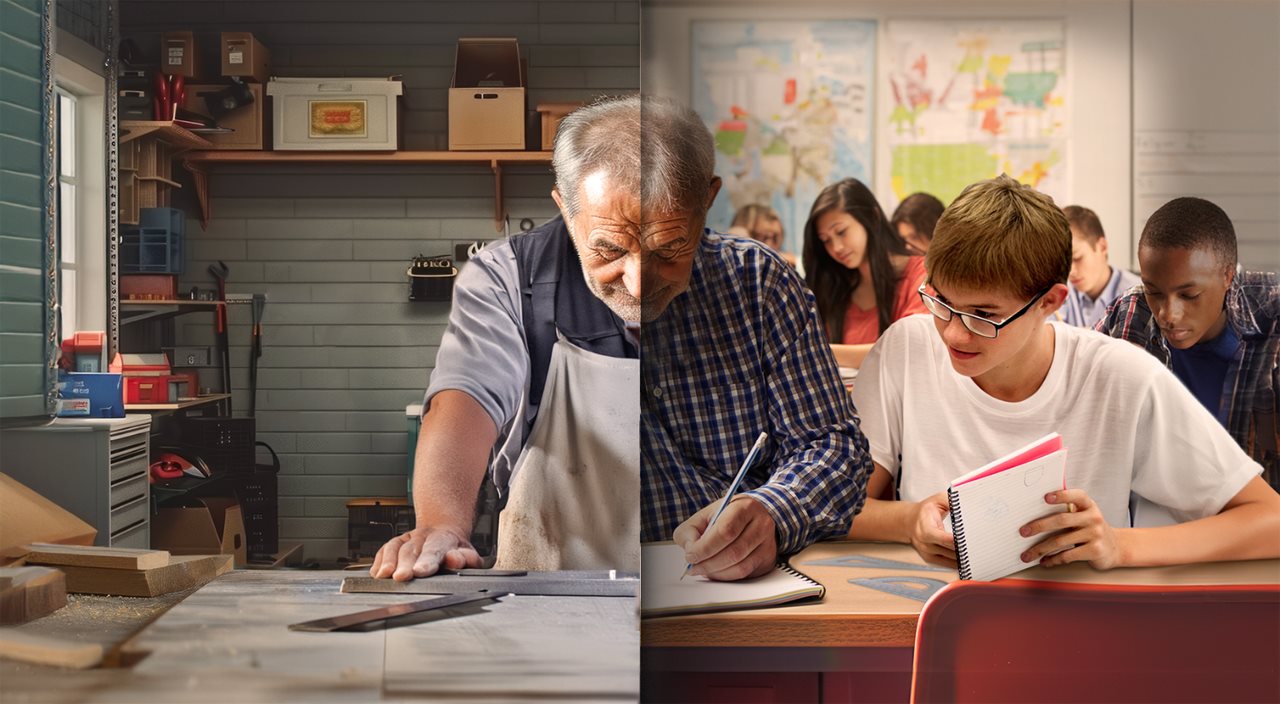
(1060, 205), (1141, 327)
(849, 175), (1280, 570)
(1097, 197), (1279, 490)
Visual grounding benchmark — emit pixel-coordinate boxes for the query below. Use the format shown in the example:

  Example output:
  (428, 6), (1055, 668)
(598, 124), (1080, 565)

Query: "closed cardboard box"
(221, 32), (270, 84)
(267, 77), (402, 150)
(161, 31), (197, 78)
(184, 83), (266, 150)
(449, 38), (525, 150)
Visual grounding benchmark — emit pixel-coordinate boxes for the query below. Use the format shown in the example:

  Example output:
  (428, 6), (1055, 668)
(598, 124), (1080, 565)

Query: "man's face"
(553, 172), (715, 323)
(1069, 228), (1111, 299)
(1137, 245), (1233, 349)
(927, 279), (1064, 382)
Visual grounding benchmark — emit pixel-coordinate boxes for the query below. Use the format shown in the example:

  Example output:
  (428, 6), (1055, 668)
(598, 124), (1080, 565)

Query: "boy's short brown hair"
(926, 174), (1071, 300)
(1062, 205), (1106, 245)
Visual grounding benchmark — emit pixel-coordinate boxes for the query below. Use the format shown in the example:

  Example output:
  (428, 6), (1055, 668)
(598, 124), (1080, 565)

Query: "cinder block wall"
(120, 0), (639, 562)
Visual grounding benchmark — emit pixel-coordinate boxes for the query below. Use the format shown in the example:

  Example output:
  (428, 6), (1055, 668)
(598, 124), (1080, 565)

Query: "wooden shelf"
(125, 393), (231, 412)
(120, 121), (214, 151)
(181, 150), (553, 230)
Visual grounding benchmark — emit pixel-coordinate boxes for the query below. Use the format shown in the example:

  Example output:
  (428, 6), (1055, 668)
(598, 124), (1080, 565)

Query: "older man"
(639, 98), (872, 581)
(371, 98), (647, 580)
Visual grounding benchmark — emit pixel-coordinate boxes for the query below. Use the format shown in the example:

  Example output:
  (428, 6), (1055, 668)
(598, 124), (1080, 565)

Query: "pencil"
(680, 431), (770, 580)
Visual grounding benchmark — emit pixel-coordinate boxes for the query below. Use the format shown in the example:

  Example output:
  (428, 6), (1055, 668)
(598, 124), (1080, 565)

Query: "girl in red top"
(803, 178), (929, 368)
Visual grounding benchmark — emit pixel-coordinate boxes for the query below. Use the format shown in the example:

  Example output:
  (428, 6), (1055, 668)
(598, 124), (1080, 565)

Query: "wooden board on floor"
(0, 567), (67, 625)
(0, 629), (103, 669)
(57, 554), (232, 597)
(24, 544), (170, 571)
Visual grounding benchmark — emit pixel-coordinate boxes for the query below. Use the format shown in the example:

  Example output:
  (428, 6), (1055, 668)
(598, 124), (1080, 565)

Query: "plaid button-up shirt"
(641, 232), (872, 554)
(1096, 269), (1280, 488)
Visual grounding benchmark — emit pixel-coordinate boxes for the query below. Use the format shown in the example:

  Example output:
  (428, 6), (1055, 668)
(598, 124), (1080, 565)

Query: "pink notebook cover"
(953, 434), (1063, 487)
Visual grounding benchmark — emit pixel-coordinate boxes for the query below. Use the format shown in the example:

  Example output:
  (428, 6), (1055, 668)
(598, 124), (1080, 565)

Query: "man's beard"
(584, 276), (680, 324)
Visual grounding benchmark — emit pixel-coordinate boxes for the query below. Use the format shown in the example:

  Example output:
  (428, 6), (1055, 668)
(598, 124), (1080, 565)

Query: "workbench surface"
(0, 569), (639, 703)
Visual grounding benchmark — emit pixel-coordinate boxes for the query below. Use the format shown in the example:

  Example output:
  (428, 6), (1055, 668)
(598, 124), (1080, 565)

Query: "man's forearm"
(412, 390), (500, 538)
(1118, 501), (1280, 567)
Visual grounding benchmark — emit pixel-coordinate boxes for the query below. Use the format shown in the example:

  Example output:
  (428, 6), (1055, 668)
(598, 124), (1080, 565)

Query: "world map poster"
(692, 20), (876, 257)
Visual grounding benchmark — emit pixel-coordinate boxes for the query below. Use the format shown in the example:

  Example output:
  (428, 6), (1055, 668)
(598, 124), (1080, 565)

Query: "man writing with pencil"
(640, 97), (874, 581)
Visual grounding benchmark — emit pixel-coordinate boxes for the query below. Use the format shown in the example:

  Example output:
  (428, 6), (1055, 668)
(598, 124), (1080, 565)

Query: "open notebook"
(640, 543), (824, 618)
(948, 433), (1068, 582)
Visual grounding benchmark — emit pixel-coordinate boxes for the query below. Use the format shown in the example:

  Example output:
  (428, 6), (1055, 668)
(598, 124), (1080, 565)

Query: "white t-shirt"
(852, 315), (1261, 527)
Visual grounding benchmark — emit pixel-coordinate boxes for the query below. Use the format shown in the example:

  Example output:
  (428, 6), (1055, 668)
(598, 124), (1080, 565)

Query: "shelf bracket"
(491, 159), (506, 233)
(183, 159), (211, 230)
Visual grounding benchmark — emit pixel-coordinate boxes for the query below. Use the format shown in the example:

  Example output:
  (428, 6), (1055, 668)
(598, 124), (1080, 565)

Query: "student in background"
(1097, 197), (1279, 490)
(804, 178), (928, 369)
(890, 192), (945, 256)
(849, 175), (1280, 570)
(730, 203), (795, 266)
(1060, 205), (1141, 327)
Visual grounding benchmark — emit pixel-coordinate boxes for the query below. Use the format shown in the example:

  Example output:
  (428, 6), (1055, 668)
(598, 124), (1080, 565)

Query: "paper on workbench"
(640, 543), (825, 618)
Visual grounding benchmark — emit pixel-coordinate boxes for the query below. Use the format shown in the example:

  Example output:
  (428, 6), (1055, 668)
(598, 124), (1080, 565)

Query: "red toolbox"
(125, 376), (170, 404)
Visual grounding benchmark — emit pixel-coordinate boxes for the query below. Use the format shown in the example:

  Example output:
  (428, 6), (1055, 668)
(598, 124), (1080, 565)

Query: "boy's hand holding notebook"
(948, 433), (1069, 581)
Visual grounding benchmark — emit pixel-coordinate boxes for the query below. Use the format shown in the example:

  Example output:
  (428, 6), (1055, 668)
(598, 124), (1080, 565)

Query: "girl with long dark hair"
(803, 178), (928, 368)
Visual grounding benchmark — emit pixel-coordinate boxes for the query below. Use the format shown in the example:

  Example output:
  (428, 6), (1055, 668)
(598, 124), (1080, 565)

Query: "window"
(56, 89), (79, 338)
(53, 33), (106, 342)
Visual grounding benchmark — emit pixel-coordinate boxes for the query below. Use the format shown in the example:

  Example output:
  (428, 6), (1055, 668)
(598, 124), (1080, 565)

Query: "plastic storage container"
(266, 77), (403, 150)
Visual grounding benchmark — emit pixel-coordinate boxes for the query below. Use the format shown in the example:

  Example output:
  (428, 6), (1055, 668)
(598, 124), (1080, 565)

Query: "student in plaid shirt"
(1097, 197), (1279, 490)
(639, 98), (873, 581)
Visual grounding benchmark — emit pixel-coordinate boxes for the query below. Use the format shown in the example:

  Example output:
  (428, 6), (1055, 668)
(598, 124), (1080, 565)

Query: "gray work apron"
(494, 336), (640, 572)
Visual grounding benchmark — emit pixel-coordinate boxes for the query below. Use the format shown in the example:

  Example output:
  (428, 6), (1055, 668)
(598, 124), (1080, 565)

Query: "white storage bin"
(266, 77), (403, 150)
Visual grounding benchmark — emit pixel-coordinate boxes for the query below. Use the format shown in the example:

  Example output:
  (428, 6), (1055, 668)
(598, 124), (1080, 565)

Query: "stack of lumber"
(21, 544), (232, 597)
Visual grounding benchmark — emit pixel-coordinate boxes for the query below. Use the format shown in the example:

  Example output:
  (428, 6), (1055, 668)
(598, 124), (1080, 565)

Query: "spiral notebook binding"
(778, 563), (821, 586)
(948, 487), (972, 580)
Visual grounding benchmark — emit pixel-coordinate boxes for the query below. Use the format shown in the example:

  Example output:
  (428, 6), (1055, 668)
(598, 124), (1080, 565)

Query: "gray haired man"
(371, 97), (646, 580)
(638, 97), (872, 581)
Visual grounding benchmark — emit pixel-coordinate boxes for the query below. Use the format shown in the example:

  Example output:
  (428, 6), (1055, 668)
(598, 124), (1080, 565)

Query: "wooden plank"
(383, 594), (639, 699)
(25, 544), (170, 571)
(57, 555), (232, 597)
(0, 567), (67, 625)
(0, 630), (103, 669)
(183, 150), (553, 164)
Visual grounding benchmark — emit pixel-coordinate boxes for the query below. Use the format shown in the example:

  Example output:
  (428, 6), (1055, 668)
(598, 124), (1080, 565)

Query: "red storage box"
(125, 376), (170, 404)
(121, 274), (177, 300)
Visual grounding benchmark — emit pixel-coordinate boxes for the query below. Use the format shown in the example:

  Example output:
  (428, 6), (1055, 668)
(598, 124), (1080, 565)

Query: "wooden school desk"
(641, 540), (1280, 703)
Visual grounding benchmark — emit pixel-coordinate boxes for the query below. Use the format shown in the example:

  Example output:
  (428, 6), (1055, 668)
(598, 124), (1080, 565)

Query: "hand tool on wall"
(208, 261), (232, 412)
(248, 293), (266, 416)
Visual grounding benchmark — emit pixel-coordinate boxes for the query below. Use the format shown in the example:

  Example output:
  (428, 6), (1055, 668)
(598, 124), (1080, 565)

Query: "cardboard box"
(0, 474), (97, 558)
(151, 497), (247, 568)
(220, 32), (270, 83)
(449, 38), (525, 150)
(535, 102), (583, 151)
(184, 83), (266, 150)
(161, 31), (198, 78)
(267, 77), (403, 150)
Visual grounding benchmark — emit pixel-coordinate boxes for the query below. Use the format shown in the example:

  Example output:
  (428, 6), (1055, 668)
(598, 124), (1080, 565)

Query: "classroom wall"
(643, 0), (1135, 267)
(120, 0), (639, 562)
(1133, 0), (1280, 273)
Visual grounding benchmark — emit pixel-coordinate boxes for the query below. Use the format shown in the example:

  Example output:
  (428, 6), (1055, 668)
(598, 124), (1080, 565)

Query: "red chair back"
(912, 579), (1280, 703)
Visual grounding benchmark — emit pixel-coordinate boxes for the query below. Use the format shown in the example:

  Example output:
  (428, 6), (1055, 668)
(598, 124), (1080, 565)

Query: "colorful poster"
(692, 21), (876, 256)
(885, 20), (1068, 208)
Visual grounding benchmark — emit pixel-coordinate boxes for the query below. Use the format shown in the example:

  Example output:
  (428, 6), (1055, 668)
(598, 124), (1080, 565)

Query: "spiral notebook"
(948, 433), (1068, 582)
(640, 543), (825, 618)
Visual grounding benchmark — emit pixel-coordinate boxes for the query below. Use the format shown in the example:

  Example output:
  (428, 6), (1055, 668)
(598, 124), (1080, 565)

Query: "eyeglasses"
(917, 283), (1052, 339)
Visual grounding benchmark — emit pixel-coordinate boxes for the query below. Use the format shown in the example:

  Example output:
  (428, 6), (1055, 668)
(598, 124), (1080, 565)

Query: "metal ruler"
(341, 569), (638, 598)
(288, 591), (502, 632)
